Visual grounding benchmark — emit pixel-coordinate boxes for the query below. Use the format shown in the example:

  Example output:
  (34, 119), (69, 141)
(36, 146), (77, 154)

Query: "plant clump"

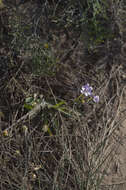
(0, 0), (125, 190)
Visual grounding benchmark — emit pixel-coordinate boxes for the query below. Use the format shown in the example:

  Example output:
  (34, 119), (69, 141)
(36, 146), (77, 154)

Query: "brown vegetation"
(0, 0), (126, 189)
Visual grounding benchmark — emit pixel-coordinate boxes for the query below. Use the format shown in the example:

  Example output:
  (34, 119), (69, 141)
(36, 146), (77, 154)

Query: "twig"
(5, 99), (81, 131)
(5, 99), (47, 131)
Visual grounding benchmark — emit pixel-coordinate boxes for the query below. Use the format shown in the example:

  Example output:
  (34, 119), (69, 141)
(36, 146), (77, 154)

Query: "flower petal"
(93, 96), (99, 103)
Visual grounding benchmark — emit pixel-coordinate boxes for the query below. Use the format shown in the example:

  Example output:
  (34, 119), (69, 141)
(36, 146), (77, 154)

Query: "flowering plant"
(80, 83), (99, 103)
(80, 83), (93, 97)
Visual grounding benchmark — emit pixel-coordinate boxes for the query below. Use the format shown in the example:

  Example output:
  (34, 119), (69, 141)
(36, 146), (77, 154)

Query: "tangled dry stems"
(0, 0), (126, 190)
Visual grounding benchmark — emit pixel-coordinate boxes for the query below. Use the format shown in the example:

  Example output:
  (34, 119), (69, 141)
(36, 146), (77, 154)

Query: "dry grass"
(0, 0), (126, 190)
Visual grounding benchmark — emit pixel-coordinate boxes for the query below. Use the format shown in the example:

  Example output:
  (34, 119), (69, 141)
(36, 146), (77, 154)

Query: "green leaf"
(24, 104), (33, 110)
(25, 97), (34, 104)
(52, 101), (67, 109)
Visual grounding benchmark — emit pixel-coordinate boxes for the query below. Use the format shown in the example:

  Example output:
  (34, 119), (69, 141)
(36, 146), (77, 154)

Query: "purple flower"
(80, 84), (93, 96)
(93, 95), (99, 103)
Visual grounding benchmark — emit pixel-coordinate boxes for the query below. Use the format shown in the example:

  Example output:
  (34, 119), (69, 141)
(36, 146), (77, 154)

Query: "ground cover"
(0, 0), (126, 189)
